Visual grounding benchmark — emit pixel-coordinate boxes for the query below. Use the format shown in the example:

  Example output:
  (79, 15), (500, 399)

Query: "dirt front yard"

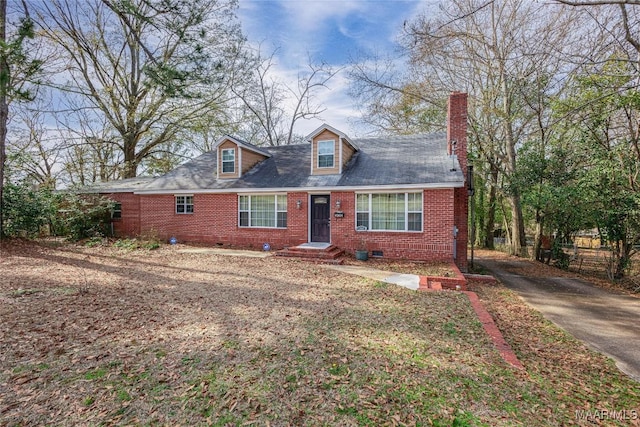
(1, 240), (639, 426)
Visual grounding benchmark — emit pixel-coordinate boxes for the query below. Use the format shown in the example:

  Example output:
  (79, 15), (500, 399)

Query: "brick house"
(93, 92), (470, 270)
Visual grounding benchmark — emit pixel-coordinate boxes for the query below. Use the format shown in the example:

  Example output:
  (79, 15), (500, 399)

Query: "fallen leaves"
(1, 241), (639, 426)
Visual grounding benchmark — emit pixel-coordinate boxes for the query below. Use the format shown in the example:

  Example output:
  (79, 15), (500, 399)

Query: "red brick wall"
(331, 190), (456, 261)
(136, 193), (308, 249)
(105, 189), (459, 262)
(104, 192), (141, 237)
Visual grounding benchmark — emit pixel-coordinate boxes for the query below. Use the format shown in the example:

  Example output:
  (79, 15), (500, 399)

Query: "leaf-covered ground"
(1, 240), (638, 426)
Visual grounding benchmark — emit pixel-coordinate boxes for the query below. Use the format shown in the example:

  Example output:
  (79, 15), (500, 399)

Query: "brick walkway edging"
(462, 290), (524, 369)
(418, 264), (524, 370)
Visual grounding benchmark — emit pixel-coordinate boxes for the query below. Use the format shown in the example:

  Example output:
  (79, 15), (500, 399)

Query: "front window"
(176, 195), (194, 214)
(239, 194), (287, 228)
(356, 192), (422, 231)
(317, 140), (335, 168)
(222, 148), (235, 173)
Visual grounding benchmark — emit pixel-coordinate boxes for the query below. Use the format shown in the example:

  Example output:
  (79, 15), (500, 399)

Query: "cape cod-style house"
(91, 92), (470, 270)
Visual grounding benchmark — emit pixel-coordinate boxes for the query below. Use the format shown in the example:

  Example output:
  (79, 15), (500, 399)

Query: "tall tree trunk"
(0, 0), (7, 239)
(533, 210), (544, 261)
(499, 53), (527, 257)
(500, 198), (512, 248)
(507, 193), (528, 257)
(483, 163), (498, 249)
(613, 237), (631, 280)
(123, 136), (138, 178)
(502, 105), (527, 256)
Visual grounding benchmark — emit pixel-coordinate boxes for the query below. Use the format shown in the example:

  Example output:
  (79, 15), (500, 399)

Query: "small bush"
(113, 238), (161, 251)
(113, 238), (140, 250)
(139, 229), (161, 250)
(551, 239), (570, 270)
(55, 193), (114, 240)
(2, 182), (57, 238)
(85, 236), (107, 247)
(144, 241), (160, 250)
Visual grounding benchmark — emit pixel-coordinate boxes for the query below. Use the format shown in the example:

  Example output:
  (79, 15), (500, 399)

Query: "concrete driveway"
(477, 257), (640, 382)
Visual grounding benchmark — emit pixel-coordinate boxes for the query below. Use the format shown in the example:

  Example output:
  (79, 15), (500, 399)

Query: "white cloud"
(279, 0), (365, 31)
(237, 0), (425, 139)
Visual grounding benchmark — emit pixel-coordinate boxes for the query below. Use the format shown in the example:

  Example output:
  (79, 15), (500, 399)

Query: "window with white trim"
(222, 148), (235, 173)
(356, 192), (422, 231)
(239, 194), (287, 228)
(175, 195), (194, 214)
(317, 140), (335, 168)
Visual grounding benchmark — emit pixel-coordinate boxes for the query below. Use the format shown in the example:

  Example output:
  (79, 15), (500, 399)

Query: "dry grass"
(0, 240), (639, 426)
(342, 257), (455, 277)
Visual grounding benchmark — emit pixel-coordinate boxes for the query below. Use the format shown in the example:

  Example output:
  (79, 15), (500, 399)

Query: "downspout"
(453, 225), (459, 260)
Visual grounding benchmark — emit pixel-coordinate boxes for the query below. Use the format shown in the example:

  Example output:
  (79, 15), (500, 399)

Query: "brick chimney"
(447, 91), (469, 272)
(447, 91), (468, 174)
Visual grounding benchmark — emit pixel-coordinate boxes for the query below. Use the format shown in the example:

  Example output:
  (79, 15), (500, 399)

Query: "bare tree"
(349, 50), (447, 135)
(1, 0), (9, 237)
(6, 99), (64, 188)
(56, 105), (122, 186)
(233, 49), (339, 146)
(34, 0), (249, 178)
(351, 0), (585, 256)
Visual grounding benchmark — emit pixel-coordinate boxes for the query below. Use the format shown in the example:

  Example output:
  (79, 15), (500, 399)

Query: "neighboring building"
(90, 92), (470, 270)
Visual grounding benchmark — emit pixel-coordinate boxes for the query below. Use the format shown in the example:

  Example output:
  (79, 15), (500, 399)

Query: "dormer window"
(306, 124), (358, 176)
(317, 140), (335, 168)
(222, 148), (235, 173)
(214, 136), (270, 179)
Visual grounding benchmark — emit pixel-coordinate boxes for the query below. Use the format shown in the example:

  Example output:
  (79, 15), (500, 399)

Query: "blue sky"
(237, 0), (433, 136)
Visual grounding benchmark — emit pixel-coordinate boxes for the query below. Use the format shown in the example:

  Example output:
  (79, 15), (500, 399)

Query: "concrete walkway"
(177, 247), (271, 258)
(322, 264), (421, 290)
(478, 257), (640, 382)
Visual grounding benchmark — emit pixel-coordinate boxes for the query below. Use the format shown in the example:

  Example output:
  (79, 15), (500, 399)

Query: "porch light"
(335, 199), (341, 209)
(296, 200), (302, 209)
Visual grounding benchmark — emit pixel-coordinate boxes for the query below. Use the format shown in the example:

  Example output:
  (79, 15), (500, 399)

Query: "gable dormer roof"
(305, 124), (359, 152)
(213, 135), (272, 158)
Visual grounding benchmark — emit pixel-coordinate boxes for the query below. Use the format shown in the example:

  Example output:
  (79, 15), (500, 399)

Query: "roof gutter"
(133, 182), (464, 195)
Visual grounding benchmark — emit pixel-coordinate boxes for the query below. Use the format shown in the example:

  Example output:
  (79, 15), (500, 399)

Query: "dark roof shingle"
(139, 132), (464, 192)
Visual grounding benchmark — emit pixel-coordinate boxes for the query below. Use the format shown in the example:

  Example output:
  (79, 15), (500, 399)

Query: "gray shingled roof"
(79, 177), (155, 193)
(135, 132), (464, 193)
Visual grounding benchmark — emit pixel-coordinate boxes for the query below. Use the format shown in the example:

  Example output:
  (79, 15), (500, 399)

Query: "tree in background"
(352, 0), (583, 257)
(5, 97), (63, 188)
(232, 49), (339, 146)
(349, 52), (445, 134)
(34, 0), (250, 179)
(0, 0), (43, 238)
(556, 57), (640, 278)
(552, 0), (640, 281)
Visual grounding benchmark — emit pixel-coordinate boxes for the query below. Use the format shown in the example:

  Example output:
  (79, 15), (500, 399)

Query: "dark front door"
(311, 195), (330, 243)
